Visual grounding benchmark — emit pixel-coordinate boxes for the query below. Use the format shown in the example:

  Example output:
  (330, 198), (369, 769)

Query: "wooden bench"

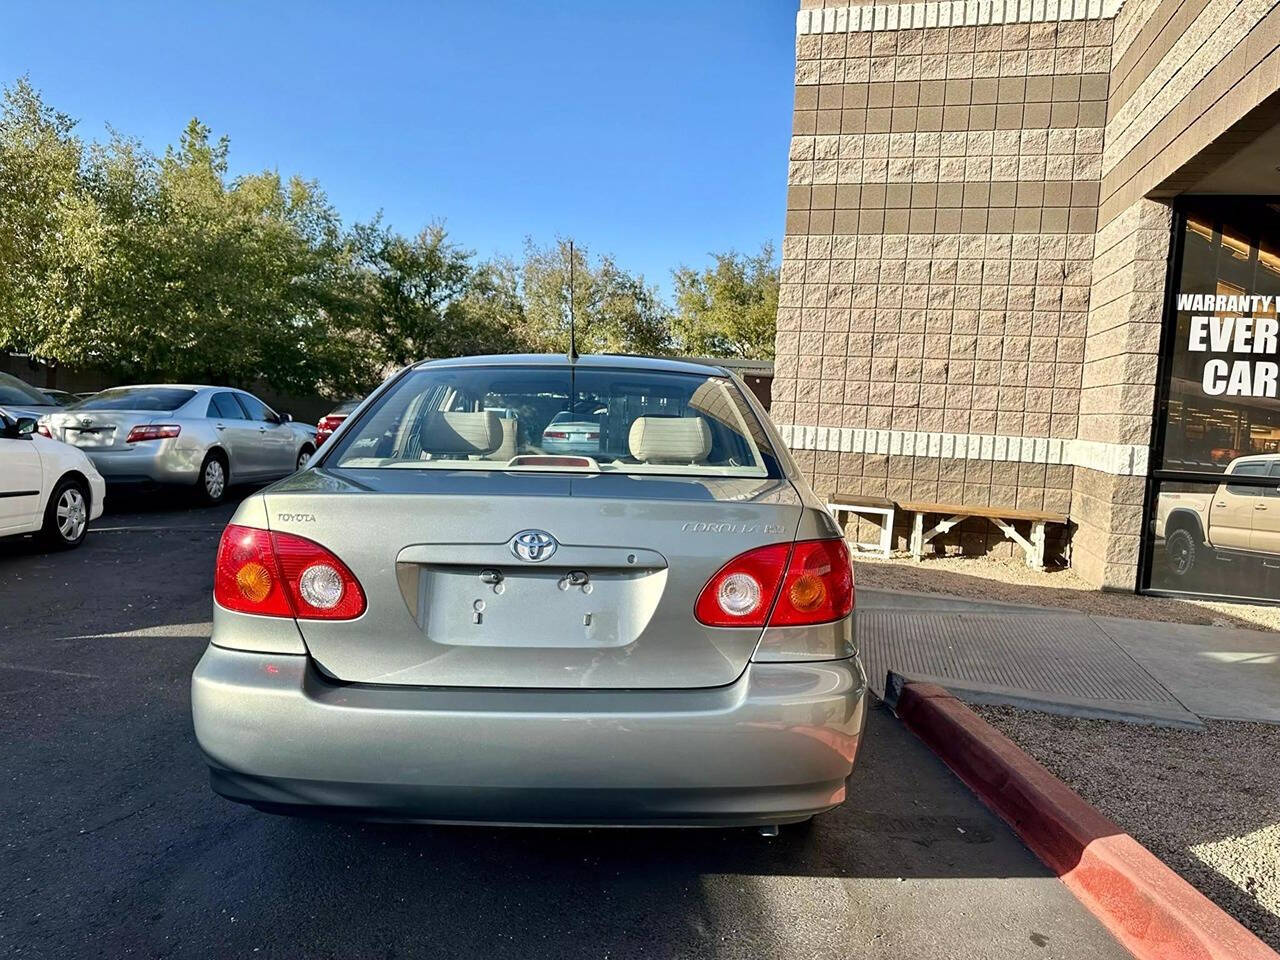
(897, 500), (1068, 571)
(825, 492), (896, 558)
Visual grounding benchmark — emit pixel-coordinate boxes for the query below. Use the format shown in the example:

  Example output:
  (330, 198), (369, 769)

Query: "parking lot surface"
(1, 491), (1130, 959)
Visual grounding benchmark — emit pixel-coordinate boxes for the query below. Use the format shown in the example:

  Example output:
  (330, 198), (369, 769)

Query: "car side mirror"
(4, 416), (37, 439)
(278, 412), (292, 424)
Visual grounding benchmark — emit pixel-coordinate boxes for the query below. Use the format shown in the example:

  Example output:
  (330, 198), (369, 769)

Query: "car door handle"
(258, 426), (267, 433)
(215, 423), (226, 431)
(1256, 504), (1269, 510)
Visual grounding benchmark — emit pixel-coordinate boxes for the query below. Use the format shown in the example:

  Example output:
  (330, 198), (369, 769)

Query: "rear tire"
(41, 477), (90, 549)
(296, 445), (314, 471)
(1165, 526), (1199, 577)
(197, 452), (228, 506)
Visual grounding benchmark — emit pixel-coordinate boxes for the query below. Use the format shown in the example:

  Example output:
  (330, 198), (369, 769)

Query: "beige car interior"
(416, 411), (503, 458)
(627, 416), (712, 465)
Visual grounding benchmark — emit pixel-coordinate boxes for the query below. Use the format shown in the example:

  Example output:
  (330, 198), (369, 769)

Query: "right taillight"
(316, 415), (343, 440)
(214, 524), (365, 620)
(695, 539), (854, 628)
(769, 538), (854, 626)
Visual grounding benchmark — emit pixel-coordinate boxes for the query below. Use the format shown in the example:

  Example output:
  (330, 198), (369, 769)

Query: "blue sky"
(2, 1), (797, 290)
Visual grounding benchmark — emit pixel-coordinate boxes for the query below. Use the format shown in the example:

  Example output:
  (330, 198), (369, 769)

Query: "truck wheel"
(1165, 527), (1198, 577)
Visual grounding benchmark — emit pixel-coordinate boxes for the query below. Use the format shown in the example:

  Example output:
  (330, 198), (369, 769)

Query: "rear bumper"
(191, 646), (868, 826)
(83, 443), (201, 485)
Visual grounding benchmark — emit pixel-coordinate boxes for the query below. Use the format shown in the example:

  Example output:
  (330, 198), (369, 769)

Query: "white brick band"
(778, 424), (1148, 476)
(797, 0), (1124, 34)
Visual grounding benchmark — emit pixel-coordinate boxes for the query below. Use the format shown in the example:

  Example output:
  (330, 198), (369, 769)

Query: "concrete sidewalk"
(858, 588), (1280, 727)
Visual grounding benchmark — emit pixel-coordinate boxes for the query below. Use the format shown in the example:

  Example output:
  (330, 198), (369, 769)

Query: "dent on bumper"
(191, 645), (868, 824)
(86, 446), (201, 484)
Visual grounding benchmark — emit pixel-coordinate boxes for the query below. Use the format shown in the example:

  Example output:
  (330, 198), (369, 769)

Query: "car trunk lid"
(42, 409), (166, 449)
(265, 468), (802, 689)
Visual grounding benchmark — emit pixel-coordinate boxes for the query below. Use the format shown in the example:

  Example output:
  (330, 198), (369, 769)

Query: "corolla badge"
(511, 529), (557, 562)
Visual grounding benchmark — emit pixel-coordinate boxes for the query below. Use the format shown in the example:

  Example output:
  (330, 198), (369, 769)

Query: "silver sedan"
(40, 384), (317, 504)
(191, 354), (866, 830)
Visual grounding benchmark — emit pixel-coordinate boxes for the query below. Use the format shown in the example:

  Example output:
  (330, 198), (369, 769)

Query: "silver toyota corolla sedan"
(40, 385), (317, 504)
(191, 355), (867, 829)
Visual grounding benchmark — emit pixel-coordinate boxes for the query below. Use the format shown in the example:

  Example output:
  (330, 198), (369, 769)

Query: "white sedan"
(0, 409), (106, 549)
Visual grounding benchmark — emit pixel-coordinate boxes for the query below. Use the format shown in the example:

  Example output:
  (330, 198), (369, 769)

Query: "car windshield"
(68, 387), (197, 412)
(328, 363), (776, 477)
(0, 373), (54, 406)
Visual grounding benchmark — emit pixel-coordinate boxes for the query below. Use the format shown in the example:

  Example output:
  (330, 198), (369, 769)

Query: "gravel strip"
(975, 704), (1280, 949)
(855, 555), (1280, 632)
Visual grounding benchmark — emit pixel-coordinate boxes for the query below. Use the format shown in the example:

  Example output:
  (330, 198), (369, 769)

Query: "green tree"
(0, 77), (102, 367)
(520, 238), (672, 356)
(83, 117), (371, 394)
(349, 219), (536, 366)
(671, 243), (779, 360)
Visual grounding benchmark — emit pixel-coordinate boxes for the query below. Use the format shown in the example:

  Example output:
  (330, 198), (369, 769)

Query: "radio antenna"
(567, 239), (579, 362)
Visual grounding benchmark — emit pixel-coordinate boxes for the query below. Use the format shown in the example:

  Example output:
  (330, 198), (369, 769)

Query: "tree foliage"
(671, 243), (779, 360)
(0, 77), (779, 398)
(521, 239), (672, 357)
(0, 77), (101, 365)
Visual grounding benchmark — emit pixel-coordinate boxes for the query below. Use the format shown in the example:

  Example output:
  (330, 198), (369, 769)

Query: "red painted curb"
(889, 677), (1278, 960)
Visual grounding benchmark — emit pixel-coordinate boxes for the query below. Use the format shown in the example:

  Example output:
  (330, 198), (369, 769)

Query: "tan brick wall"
(1100, 0), (1280, 223)
(779, 1), (1280, 586)
(1069, 196), (1169, 587)
(777, 17), (1110, 552)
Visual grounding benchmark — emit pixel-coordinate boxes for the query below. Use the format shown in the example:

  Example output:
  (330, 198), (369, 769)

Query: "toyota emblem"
(511, 530), (558, 563)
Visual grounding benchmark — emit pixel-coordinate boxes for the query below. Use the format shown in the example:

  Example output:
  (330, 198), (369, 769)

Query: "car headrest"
(628, 417), (712, 464)
(417, 411), (502, 456)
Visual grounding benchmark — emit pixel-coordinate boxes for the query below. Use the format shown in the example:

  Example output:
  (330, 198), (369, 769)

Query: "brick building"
(773, 0), (1280, 602)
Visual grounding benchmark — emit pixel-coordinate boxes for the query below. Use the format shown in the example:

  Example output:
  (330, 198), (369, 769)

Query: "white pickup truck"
(1156, 454), (1280, 576)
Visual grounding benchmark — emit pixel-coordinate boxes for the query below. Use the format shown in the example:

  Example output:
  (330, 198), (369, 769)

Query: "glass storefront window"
(1145, 199), (1280, 601)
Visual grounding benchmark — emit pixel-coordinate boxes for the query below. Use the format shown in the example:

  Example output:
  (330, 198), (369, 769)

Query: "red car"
(316, 400), (358, 445)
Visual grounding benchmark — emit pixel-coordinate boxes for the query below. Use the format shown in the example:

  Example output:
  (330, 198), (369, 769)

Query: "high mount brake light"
(126, 424), (181, 443)
(214, 524), (366, 620)
(695, 539), (854, 628)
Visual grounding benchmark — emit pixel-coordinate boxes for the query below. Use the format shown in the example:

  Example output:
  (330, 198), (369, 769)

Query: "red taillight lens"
(543, 430), (569, 439)
(316, 415), (343, 439)
(695, 543), (790, 627)
(37, 424), (51, 438)
(215, 526), (293, 617)
(126, 424), (181, 443)
(214, 524), (366, 620)
(770, 538), (854, 626)
(694, 539), (854, 629)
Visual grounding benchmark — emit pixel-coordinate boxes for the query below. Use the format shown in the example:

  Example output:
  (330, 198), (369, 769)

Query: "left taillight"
(126, 424), (181, 443)
(214, 524), (366, 620)
(37, 424), (51, 438)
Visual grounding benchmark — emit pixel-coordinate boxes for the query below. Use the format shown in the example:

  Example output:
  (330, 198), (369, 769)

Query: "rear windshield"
(327, 364), (777, 477)
(68, 387), (196, 412)
(0, 373), (53, 406)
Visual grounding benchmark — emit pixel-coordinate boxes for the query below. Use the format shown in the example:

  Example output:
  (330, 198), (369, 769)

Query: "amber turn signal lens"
(788, 573), (827, 612)
(235, 561), (273, 603)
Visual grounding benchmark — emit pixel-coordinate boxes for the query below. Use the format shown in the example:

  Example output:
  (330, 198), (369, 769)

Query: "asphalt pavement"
(0, 488), (1130, 960)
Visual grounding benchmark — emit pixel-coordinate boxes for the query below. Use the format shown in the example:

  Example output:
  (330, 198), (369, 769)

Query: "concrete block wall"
(1071, 198), (1170, 587)
(778, 0), (1280, 584)
(774, 7), (1117, 558)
